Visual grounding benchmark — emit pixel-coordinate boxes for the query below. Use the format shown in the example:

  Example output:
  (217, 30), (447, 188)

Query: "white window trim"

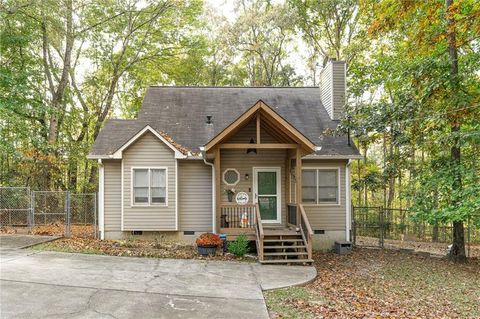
(301, 167), (341, 206)
(222, 168), (240, 186)
(130, 167), (168, 207)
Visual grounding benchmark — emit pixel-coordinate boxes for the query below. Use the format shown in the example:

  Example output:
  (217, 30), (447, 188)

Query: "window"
(301, 169), (339, 204)
(223, 168), (240, 186)
(132, 168), (167, 205)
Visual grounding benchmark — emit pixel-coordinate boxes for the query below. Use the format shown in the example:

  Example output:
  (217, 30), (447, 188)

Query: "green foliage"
(228, 234), (250, 257)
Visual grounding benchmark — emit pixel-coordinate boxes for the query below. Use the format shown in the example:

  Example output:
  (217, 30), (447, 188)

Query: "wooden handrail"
(255, 203), (264, 261)
(255, 203), (264, 238)
(299, 204), (314, 236)
(299, 203), (313, 260)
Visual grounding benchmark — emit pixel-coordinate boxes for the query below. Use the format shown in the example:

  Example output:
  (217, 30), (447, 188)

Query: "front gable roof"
(87, 124), (187, 159)
(204, 100), (316, 153)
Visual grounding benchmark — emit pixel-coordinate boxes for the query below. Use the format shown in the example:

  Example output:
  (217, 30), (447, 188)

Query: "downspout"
(346, 159), (352, 242)
(200, 147), (216, 233)
(98, 159), (105, 240)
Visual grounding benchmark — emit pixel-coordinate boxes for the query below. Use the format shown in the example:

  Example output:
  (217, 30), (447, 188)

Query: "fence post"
(31, 191), (35, 228)
(65, 192), (71, 237)
(352, 205), (356, 246)
(94, 192), (97, 239)
(379, 207), (384, 248)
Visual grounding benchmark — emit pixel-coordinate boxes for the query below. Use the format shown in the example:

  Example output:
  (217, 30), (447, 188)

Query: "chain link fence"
(0, 187), (32, 227)
(352, 206), (479, 257)
(0, 187), (97, 238)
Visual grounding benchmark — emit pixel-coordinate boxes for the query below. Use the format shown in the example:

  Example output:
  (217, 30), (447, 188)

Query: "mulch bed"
(32, 237), (256, 262)
(266, 248), (480, 319)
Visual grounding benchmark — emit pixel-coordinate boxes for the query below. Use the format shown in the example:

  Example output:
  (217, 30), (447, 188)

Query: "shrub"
(196, 233), (223, 247)
(228, 234), (249, 257)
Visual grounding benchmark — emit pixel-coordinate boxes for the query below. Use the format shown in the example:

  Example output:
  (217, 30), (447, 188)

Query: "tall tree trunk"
(363, 143), (368, 206)
(446, 0), (466, 262)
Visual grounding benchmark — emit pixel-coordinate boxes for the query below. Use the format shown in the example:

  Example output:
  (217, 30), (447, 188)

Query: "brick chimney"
(319, 60), (346, 120)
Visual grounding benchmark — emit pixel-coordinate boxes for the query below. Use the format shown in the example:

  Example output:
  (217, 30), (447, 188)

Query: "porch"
(204, 101), (315, 264)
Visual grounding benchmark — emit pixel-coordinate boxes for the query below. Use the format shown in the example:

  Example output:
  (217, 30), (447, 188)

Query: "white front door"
(253, 167), (281, 224)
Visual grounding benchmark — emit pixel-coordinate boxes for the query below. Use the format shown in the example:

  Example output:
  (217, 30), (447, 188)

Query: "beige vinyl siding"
(301, 160), (348, 231)
(220, 149), (287, 224)
(320, 61), (346, 120)
(123, 132), (176, 230)
(104, 160), (121, 231)
(331, 62), (346, 120)
(178, 160), (213, 232)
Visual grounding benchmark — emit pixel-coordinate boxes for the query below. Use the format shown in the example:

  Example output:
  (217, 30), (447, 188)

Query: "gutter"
(199, 147), (216, 233)
(345, 159), (353, 242)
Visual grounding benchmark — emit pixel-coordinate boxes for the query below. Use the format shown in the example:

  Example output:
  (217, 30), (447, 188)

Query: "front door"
(253, 167), (281, 223)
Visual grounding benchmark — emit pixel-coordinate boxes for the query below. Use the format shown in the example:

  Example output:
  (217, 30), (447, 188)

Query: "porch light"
(246, 138), (257, 154)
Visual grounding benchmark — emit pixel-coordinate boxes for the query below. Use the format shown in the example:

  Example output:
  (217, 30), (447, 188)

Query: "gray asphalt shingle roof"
(89, 87), (359, 157)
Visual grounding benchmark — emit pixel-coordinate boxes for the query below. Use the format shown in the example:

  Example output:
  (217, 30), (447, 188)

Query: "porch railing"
(220, 204), (256, 229)
(299, 204), (313, 260)
(287, 203), (297, 226)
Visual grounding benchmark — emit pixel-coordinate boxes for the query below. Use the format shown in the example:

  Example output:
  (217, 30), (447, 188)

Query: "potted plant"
(224, 188), (235, 202)
(196, 233), (223, 256)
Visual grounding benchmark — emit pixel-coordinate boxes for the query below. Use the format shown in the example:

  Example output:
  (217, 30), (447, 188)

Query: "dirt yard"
(356, 236), (480, 257)
(265, 249), (480, 319)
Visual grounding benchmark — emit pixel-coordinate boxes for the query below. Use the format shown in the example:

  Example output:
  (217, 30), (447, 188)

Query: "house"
(87, 60), (361, 264)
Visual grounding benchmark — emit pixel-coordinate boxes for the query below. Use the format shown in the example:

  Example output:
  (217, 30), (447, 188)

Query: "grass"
(264, 248), (480, 319)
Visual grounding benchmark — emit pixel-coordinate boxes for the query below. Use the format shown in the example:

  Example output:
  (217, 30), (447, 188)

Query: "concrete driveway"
(0, 236), (316, 319)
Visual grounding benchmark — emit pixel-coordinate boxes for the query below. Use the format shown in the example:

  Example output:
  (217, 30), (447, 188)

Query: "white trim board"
(253, 167), (282, 224)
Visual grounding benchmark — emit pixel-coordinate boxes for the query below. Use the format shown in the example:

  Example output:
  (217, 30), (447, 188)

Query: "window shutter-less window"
(318, 170), (338, 203)
(134, 169), (149, 203)
(301, 170), (317, 203)
(151, 169), (166, 204)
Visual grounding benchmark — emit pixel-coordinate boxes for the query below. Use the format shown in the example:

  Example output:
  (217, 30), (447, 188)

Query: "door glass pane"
(258, 172), (276, 195)
(134, 169), (148, 187)
(258, 196), (277, 220)
(302, 170), (317, 203)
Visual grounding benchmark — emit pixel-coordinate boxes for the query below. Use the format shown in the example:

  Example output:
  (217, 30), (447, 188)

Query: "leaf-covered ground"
(265, 249), (480, 319)
(32, 237), (255, 262)
(356, 236), (480, 258)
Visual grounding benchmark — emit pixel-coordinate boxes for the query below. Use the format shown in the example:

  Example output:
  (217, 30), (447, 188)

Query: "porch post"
(215, 147), (221, 233)
(285, 155), (291, 204)
(295, 147), (302, 224)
